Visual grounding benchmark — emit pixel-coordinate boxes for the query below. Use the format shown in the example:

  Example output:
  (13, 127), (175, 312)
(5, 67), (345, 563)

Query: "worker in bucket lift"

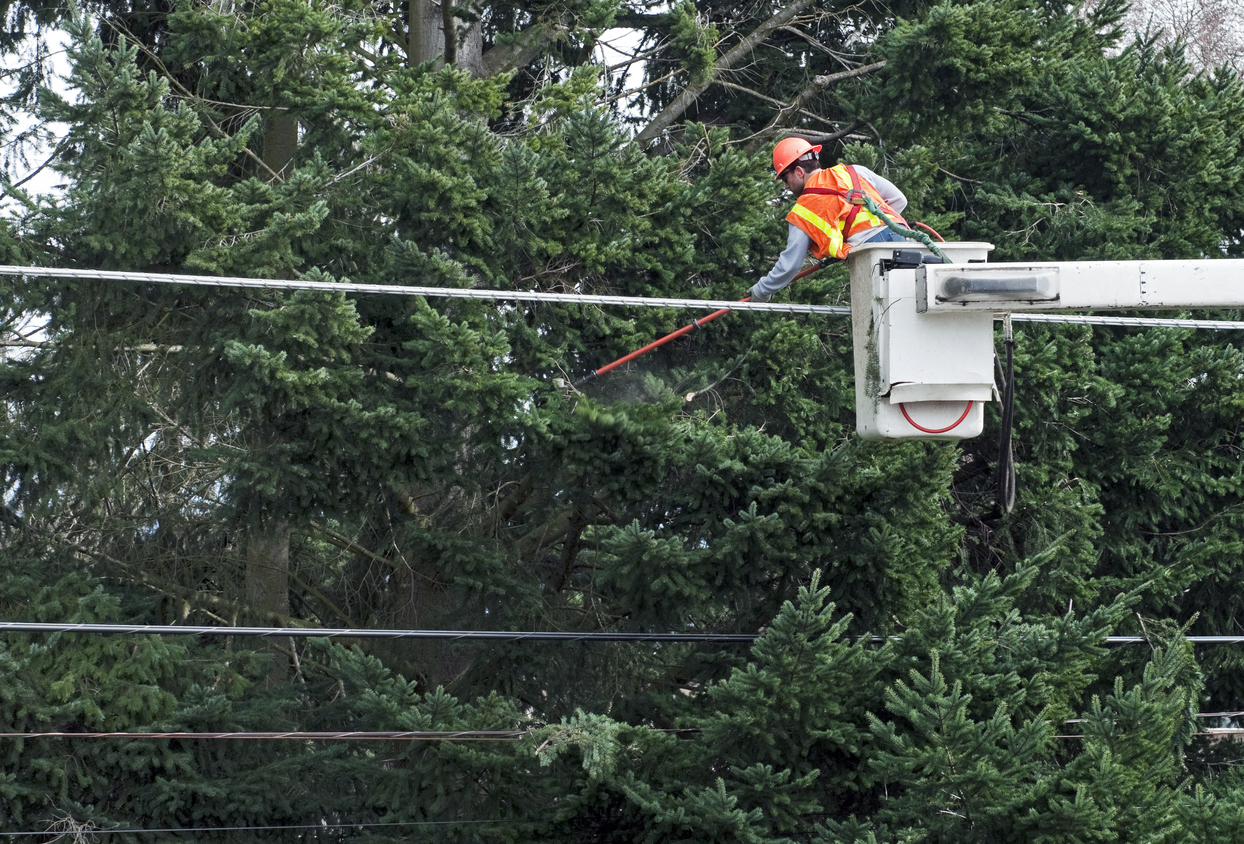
(750, 137), (912, 303)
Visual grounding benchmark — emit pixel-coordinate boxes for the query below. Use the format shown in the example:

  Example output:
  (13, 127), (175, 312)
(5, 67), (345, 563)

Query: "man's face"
(780, 165), (809, 197)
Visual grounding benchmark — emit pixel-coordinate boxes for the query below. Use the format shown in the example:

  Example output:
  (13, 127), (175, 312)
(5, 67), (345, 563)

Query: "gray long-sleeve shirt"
(750, 166), (906, 302)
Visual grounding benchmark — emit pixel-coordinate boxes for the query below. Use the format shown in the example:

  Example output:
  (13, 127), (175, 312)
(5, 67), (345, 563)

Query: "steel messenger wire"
(0, 730), (525, 741)
(1008, 312), (1244, 330)
(6, 720), (1244, 743)
(0, 820), (543, 837)
(0, 620), (755, 642)
(4, 620), (1244, 646)
(2, 266), (1244, 331)
(1, 622), (1242, 749)
(0, 265), (840, 314)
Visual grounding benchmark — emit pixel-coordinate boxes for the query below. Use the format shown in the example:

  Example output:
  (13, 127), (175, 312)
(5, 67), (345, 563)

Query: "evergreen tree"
(3, 0), (1244, 838)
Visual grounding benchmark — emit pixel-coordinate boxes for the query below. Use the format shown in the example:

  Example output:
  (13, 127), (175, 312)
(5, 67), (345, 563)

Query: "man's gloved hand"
(749, 285), (771, 303)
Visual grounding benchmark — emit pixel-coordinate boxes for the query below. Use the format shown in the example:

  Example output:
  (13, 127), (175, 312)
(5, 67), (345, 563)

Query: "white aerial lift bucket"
(848, 240), (997, 440)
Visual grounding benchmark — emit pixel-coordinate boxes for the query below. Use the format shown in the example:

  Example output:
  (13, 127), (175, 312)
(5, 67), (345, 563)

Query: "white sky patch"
(2, 27), (71, 210)
(593, 3), (672, 121)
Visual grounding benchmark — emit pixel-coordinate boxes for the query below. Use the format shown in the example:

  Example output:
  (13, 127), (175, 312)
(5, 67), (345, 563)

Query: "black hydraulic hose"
(995, 316), (1017, 513)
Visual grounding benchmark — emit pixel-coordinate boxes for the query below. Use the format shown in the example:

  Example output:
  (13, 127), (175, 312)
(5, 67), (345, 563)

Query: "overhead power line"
(3, 716), (1241, 745)
(1008, 313), (1244, 331)
(0, 730), (523, 741)
(1107, 636), (1244, 644)
(0, 726), (698, 742)
(0, 621), (758, 643)
(6, 621), (1244, 645)
(3, 265), (1243, 330)
(0, 819), (537, 838)
(0, 265), (846, 315)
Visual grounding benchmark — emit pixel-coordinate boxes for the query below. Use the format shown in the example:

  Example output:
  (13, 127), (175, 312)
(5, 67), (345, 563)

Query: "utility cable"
(0, 730), (523, 741)
(1007, 312), (1244, 331)
(0, 621), (757, 643)
(995, 315), (1017, 514)
(0, 819), (538, 837)
(0, 726), (700, 742)
(0, 265), (844, 315)
(4, 715), (1242, 745)
(4, 266), (1243, 330)
(6, 621), (1244, 645)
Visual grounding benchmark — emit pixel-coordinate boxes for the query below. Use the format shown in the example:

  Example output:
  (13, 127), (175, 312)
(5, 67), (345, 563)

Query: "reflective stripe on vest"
(789, 203), (844, 258)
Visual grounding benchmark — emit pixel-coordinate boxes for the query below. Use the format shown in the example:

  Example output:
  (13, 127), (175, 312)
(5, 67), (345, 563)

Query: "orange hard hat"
(772, 137), (822, 178)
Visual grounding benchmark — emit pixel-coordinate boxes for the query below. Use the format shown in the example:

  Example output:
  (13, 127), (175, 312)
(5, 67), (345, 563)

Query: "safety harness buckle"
(845, 188), (867, 206)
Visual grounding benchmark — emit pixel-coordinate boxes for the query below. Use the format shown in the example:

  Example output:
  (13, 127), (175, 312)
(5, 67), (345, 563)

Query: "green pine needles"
(2, 0), (1244, 838)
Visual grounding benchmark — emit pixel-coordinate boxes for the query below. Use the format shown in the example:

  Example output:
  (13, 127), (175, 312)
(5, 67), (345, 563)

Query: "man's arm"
(750, 224), (812, 302)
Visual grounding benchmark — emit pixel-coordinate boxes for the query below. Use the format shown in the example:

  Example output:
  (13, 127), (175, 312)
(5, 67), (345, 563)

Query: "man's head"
(772, 137), (822, 195)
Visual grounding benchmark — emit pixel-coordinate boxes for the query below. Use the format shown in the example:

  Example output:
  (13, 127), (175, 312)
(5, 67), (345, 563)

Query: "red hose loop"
(899, 401), (973, 434)
(914, 221), (946, 242)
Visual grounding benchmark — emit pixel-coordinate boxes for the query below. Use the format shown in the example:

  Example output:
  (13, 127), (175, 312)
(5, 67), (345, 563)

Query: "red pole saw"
(570, 262), (832, 388)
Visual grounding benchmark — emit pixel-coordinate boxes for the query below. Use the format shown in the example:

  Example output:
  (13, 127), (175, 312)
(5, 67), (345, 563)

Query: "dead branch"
(478, 17), (570, 78)
(631, 0), (822, 149)
(745, 60), (886, 155)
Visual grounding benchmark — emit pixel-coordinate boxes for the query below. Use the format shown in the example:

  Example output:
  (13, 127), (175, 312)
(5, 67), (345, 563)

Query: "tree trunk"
(407, 0), (483, 72)
(246, 517), (291, 681)
(263, 111), (298, 181)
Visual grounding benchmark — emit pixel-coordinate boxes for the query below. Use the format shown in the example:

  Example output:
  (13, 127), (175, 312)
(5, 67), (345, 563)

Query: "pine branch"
(598, 69), (682, 106)
(100, 18), (285, 183)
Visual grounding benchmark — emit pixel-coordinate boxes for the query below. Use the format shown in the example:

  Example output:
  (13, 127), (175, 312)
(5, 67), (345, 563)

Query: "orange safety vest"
(786, 164), (908, 260)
